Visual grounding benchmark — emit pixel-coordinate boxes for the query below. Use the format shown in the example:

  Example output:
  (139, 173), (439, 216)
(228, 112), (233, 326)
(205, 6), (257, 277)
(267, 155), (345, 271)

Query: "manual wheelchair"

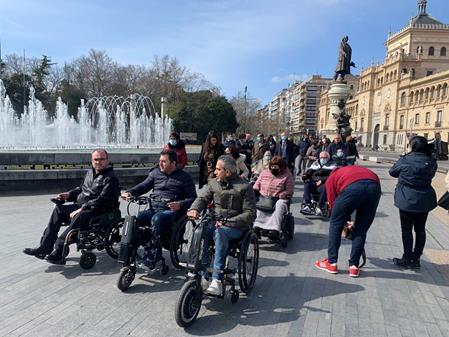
(253, 197), (294, 248)
(51, 198), (124, 270)
(116, 195), (194, 292)
(300, 191), (331, 219)
(174, 207), (259, 328)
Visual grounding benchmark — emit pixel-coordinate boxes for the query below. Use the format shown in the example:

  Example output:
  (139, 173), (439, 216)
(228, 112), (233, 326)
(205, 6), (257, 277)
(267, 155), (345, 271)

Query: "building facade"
(317, 0), (449, 150)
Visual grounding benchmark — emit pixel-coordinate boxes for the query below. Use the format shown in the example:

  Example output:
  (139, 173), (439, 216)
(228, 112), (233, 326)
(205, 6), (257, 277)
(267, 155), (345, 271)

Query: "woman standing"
(163, 132), (187, 168)
(389, 136), (437, 269)
(198, 132), (224, 189)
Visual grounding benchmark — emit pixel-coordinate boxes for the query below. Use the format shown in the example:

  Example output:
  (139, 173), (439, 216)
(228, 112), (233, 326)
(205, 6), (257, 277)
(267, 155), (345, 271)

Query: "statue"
(334, 36), (356, 81)
(333, 99), (353, 139)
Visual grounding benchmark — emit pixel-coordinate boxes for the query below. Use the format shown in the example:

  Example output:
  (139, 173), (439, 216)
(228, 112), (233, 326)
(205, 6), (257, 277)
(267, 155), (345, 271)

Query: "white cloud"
(271, 73), (310, 84)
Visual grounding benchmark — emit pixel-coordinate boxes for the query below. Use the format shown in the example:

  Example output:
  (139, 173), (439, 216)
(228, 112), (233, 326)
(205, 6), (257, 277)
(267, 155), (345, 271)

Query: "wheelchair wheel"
(175, 279), (202, 328)
(238, 232), (259, 293)
(104, 219), (124, 259)
(79, 252), (96, 270)
(117, 267), (135, 292)
(170, 218), (195, 269)
(287, 213), (294, 240)
(279, 231), (288, 248)
(62, 246), (70, 258)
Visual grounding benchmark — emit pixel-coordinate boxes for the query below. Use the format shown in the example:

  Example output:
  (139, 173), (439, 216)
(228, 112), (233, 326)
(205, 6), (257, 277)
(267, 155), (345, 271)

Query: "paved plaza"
(1, 161), (449, 337)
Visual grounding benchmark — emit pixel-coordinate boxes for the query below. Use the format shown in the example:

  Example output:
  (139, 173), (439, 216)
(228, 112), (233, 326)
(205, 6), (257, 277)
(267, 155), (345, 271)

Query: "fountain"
(0, 79), (172, 149)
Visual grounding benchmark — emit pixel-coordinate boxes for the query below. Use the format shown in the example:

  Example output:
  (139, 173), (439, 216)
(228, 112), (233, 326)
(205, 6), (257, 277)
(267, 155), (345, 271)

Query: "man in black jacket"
(23, 149), (120, 264)
(121, 149), (197, 266)
(275, 131), (296, 173)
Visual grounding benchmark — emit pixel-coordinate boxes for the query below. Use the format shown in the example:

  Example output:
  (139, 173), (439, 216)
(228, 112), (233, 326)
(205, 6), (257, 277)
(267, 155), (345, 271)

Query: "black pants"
(399, 210), (428, 260)
(39, 204), (100, 251)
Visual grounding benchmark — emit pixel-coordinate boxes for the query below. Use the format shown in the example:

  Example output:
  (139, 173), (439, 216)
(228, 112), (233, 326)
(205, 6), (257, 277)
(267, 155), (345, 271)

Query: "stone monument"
(325, 36), (355, 138)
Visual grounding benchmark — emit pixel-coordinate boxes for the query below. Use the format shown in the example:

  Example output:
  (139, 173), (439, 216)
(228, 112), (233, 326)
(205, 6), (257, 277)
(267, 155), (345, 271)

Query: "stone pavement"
(1, 161), (449, 337)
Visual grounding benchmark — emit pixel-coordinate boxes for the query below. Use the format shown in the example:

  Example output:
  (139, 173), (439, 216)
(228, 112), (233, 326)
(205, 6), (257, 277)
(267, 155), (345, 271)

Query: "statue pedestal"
(322, 82), (350, 135)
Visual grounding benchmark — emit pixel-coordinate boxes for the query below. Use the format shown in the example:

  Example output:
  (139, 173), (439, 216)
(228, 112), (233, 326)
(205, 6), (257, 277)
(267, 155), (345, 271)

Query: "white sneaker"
(301, 205), (311, 213)
(206, 279), (223, 296)
(315, 207), (322, 216)
(201, 278), (209, 291)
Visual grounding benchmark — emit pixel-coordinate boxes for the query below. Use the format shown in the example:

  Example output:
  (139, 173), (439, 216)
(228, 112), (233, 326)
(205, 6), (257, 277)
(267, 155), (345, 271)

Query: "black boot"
(393, 256), (412, 269)
(45, 246), (66, 265)
(23, 246), (52, 259)
(410, 258), (421, 269)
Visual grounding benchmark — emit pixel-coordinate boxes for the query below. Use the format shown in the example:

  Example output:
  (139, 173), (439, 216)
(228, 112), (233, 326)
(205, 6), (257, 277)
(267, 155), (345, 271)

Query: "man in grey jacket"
(187, 155), (256, 295)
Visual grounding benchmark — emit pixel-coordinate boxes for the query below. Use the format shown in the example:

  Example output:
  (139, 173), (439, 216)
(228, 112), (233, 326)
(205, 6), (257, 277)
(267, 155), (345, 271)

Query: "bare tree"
(230, 90), (261, 134)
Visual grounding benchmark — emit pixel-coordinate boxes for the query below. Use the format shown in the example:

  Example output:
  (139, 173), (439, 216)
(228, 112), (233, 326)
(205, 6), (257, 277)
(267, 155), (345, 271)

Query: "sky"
(1, 0), (449, 106)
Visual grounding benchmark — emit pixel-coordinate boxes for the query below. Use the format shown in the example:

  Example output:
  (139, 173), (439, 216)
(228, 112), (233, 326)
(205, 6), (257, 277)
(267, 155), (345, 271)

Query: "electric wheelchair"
(174, 206), (259, 328)
(116, 195), (193, 292)
(50, 198), (124, 270)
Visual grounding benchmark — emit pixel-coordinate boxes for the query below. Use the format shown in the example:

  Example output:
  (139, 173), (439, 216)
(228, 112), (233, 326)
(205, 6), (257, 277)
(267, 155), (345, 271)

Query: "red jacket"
(163, 143), (188, 169)
(325, 166), (380, 209)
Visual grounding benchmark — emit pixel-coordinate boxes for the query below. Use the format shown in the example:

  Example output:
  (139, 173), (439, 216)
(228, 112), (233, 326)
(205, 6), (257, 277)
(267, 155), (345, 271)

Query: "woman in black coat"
(389, 136), (437, 269)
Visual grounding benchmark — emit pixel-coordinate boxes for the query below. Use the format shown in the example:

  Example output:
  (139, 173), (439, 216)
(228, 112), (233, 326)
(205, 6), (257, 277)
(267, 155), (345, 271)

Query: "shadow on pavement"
(184, 274), (364, 335)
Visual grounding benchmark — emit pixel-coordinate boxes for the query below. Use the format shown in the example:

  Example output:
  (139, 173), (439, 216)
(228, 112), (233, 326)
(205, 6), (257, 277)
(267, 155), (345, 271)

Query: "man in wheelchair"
(23, 149), (120, 264)
(300, 151), (338, 216)
(187, 155), (256, 295)
(121, 149), (196, 269)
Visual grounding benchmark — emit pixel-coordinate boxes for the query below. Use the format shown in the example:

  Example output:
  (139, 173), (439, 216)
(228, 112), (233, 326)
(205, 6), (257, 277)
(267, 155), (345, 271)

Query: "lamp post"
(161, 97), (167, 119)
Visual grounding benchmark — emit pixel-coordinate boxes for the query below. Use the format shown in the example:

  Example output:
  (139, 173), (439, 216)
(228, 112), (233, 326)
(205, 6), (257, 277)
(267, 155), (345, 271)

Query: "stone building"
(317, 0), (449, 150)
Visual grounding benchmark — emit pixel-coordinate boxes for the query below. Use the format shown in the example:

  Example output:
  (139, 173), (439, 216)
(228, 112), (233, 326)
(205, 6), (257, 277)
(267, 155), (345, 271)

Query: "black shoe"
(410, 258), (421, 269)
(393, 257), (412, 269)
(45, 250), (66, 265)
(23, 247), (51, 259)
(296, 172), (301, 176)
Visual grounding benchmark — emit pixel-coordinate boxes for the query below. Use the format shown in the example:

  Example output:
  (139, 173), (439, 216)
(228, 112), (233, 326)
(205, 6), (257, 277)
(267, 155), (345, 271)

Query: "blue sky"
(1, 0), (448, 105)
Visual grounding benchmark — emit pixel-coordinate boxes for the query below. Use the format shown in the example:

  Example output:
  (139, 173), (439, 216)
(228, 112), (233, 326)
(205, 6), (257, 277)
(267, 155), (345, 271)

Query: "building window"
(415, 113), (420, 125)
(383, 134), (387, 145)
(400, 92), (406, 106)
(441, 47), (447, 57)
(399, 115), (404, 129)
(410, 92), (414, 104)
(425, 112), (430, 124)
(427, 71), (433, 76)
(437, 110), (442, 123)
(424, 133), (428, 139)
(385, 114), (390, 127)
(443, 84), (448, 97)
(429, 46), (435, 56)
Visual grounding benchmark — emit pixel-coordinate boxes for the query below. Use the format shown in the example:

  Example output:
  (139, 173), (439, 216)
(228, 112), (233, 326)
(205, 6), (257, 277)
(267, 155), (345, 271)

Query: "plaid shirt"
(253, 169), (294, 199)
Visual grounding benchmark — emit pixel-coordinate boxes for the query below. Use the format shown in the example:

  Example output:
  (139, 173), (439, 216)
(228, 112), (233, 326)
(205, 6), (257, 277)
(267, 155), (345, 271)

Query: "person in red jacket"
(314, 165), (381, 277)
(163, 132), (188, 169)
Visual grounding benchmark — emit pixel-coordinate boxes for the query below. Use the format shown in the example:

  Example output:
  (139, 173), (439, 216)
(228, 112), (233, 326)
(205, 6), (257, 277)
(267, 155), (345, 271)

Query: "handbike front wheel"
(117, 267), (135, 292)
(175, 280), (202, 328)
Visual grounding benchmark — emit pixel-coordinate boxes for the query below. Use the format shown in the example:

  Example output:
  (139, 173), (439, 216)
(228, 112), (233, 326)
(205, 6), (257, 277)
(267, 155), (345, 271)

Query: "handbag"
(256, 196), (277, 212)
(437, 191), (449, 210)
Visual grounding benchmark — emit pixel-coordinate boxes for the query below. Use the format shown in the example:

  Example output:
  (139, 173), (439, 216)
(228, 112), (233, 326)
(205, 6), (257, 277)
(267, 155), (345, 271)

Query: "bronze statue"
(334, 36), (356, 81)
(334, 99), (353, 139)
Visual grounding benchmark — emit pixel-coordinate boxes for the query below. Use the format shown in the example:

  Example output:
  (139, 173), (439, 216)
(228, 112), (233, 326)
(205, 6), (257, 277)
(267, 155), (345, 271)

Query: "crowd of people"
(23, 130), (439, 284)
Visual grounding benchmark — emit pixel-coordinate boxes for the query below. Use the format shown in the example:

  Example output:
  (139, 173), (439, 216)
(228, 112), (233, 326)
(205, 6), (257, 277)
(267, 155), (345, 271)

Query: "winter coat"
(127, 168), (197, 212)
(190, 174), (256, 230)
(253, 169), (294, 199)
(68, 166), (119, 211)
(389, 152), (437, 213)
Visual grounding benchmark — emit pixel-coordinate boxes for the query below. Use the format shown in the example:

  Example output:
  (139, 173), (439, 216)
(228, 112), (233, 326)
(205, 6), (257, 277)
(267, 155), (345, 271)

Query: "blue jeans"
(328, 180), (381, 266)
(203, 224), (243, 280)
(137, 209), (176, 258)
